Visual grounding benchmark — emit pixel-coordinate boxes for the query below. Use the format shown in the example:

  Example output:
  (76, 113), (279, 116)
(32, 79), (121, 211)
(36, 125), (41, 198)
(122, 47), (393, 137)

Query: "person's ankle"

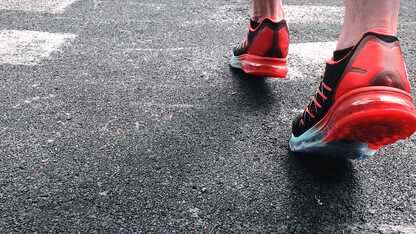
(251, 8), (285, 23)
(336, 26), (395, 50)
(251, 15), (284, 23)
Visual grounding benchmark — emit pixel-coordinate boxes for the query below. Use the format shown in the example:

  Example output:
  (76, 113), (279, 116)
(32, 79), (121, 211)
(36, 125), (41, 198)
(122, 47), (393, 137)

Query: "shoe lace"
(237, 38), (248, 50)
(300, 75), (333, 126)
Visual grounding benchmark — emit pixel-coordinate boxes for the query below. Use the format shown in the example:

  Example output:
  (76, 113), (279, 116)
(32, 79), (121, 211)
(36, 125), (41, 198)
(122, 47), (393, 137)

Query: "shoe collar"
(249, 17), (286, 31)
(327, 31), (398, 65)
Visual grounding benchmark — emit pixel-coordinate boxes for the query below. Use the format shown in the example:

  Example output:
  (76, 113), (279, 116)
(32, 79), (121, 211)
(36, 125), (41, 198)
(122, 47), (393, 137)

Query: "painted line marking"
(289, 41), (337, 61)
(130, 102), (197, 109)
(134, 47), (193, 52)
(284, 5), (344, 24)
(287, 41), (337, 79)
(0, 30), (77, 65)
(377, 225), (416, 234)
(0, 0), (79, 14)
(181, 5), (344, 26)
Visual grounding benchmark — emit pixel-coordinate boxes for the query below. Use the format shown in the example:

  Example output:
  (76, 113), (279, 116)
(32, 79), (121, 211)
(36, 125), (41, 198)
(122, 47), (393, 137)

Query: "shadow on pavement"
(226, 66), (363, 231)
(228, 67), (278, 114)
(283, 151), (363, 232)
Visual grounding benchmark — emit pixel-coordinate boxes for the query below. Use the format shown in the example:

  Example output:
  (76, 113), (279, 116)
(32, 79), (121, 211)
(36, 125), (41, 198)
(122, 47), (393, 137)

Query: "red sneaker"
(230, 17), (289, 78)
(290, 32), (416, 159)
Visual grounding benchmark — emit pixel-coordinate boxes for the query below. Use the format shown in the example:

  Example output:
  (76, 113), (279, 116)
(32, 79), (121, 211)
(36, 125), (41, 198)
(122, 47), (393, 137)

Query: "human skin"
(251, 0), (401, 50)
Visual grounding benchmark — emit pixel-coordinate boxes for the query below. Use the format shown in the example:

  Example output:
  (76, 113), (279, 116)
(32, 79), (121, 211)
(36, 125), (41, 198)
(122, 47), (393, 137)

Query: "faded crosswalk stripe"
(181, 5), (344, 26)
(287, 41), (337, 79)
(284, 5), (344, 24)
(0, 30), (76, 65)
(0, 0), (79, 65)
(0, 0), (78, 14)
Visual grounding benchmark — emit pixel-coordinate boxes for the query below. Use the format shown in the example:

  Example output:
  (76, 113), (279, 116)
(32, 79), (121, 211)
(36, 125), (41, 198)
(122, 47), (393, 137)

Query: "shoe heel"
(237, 55), (288, 77)
(324, 87), (416, 149)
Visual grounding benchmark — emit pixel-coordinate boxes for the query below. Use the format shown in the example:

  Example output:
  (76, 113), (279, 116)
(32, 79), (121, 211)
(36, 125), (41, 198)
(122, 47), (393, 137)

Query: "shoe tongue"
(333, 46), (353, 61)
(250, 19), (260, 29)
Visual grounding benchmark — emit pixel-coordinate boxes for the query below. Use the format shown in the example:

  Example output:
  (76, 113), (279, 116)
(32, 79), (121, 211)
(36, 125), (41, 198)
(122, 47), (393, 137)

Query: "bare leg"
(336, 0), (400, 50)
(251, 0), (284, 22)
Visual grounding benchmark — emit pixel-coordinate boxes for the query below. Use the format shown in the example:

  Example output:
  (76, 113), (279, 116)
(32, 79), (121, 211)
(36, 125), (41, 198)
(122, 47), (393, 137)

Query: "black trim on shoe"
(292, 32), (403, 138)
(233, 18), (288, 57)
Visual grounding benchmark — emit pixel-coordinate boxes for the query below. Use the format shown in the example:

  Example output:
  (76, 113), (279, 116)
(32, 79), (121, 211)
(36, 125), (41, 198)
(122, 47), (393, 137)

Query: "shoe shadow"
(283, 150), (362, 232)
(228, 67), (278, 114)
(228, 64), (362, 231)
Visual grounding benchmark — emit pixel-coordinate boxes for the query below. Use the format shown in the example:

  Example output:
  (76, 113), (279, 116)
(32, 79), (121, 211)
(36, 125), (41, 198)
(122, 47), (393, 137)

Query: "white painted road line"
(289, 41), (337, 62)
(0, 0), (78, 14)
(287, 41), (337, 79)
(0, 30), (77, 65)
(284, 5), (344, 24)
(182, 5), (344, 26)
(377, 225), (416, 234)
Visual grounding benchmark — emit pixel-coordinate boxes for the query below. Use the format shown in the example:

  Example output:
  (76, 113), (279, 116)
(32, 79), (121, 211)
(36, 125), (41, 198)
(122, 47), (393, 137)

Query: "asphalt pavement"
(0, 0), (415, 233)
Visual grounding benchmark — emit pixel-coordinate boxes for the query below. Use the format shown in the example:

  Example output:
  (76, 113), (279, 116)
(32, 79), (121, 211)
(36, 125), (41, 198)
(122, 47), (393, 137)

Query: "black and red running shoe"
(290, 31), (416, 159)
(230, 17), (289, 77)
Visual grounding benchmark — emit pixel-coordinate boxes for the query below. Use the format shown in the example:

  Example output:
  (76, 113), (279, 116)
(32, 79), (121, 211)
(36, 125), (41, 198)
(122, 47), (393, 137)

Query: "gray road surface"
(0, 0), (415, 233)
